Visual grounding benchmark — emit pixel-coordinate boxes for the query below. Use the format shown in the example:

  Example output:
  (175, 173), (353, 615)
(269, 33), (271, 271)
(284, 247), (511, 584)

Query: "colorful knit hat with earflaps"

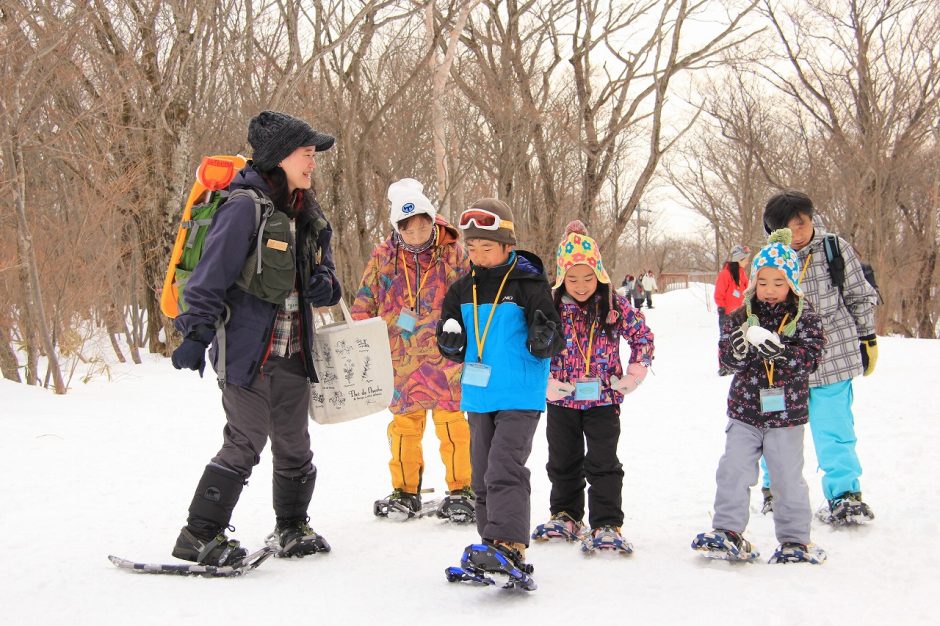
(743, 228), (804, 336)
(554, 220), (619, 324)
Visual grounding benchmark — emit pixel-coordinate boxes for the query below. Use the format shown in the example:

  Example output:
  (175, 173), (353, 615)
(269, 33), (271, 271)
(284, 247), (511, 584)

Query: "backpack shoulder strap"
(228, 188), (277, 276)
(822, 233), (846, 291)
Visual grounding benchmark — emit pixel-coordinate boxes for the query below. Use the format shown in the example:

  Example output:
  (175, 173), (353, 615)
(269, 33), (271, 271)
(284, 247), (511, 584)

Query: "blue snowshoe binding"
(768, 542), (827, 564)
(691, 529), (760, 562)
(445, 541), (537, 591)
(581, 526), (634, 555)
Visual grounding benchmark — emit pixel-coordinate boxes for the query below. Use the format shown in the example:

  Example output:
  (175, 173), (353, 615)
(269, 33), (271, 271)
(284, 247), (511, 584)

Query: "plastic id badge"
(575, 378), (601, 401)
(760, 387), (786, 413)
(284, 291), (300, 313)
(395, 307), (417, 332)
(463, 362), (492, 388)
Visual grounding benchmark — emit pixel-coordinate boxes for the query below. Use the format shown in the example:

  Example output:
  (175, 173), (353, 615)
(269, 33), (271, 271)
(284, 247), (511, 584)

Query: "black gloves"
(729, 326), (748, 359)
(304, 266), (335, 307)
(755, 338), (785, 360)
(171, 325), (214, 376)
(527, 310), (557, 356)
(436, 319), (465, 357)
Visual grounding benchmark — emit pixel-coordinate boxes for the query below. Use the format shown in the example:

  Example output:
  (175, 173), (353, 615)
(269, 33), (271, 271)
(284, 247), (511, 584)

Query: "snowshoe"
(171, 526), (247, 566)
(817, 492), (874, 526)
(691, 529), (759, 562)
(374, 489), (439, 521)
(437, 487), (476, 524)
(110, 546), (274, 577)
(264, 519), (331, 557)
(531, 511), (585, 542)
(768, 542), (827, 564)
(581, 525), (634, 555)
(761, 487), (774, 515)
(445, 541), (537, 591)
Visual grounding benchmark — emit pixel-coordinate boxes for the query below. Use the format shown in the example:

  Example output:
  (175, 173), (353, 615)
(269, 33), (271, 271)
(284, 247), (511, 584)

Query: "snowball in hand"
(442, 318), (462, 333)
(746, 325), (780, 347)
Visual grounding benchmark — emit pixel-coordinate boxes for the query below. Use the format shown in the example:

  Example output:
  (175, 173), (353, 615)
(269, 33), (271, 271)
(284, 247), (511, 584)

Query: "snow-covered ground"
(1, 286), (937, 625)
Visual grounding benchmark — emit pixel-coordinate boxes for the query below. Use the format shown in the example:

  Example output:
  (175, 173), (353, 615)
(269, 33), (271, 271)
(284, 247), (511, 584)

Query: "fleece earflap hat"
(555, 220), (620, 324)
(458, 198), (516, 245)
(553, 220), (611, 289)
(388, 178), (437, 231)
(744, 228), (805, 336)
(729, 244), (750, 262)
(248, 111), (335, 172)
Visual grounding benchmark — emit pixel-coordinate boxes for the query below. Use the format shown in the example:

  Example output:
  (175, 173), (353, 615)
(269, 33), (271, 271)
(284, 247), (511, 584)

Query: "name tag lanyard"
(400, 250), (434, 315)
(471, 258), (517, 362)
(573, 310), (598, 376)
(761, 257), (810, 386)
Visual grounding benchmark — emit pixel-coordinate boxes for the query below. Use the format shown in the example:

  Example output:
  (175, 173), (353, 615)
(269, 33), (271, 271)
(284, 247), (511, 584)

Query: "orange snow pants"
(387, 409), (471, 493)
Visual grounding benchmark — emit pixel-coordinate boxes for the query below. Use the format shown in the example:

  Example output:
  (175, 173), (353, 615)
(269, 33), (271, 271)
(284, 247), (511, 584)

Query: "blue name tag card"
(575, 378), (601, 401)
(395, 307), (417, 332)
(760, 387), (786, 413)
(463, 362), (492, 388)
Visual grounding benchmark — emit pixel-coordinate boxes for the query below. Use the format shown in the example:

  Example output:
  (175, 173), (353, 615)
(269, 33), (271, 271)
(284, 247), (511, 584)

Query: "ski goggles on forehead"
(458, 208), (515, 232)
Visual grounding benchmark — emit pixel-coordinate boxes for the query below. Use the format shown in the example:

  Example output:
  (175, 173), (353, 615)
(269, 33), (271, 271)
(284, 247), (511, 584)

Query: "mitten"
(860, 334), (878, 376)
(171, 325), (214, 377)
(546, 377), (575, 401)
(610, 362), (648, 396)
(527, 310), (557, 355)
(436, 319), (465, 356)
(303, 267), (334, 307)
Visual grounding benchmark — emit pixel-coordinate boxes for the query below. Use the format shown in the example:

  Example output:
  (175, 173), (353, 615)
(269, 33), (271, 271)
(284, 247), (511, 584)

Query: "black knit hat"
(247, 111), (335, 172)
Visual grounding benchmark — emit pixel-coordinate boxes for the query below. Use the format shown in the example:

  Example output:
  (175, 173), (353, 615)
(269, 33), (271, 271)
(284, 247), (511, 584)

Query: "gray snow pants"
(713, 419), (811, 545)
(212, 353), (315, 480)
(468, 409), (540, 546)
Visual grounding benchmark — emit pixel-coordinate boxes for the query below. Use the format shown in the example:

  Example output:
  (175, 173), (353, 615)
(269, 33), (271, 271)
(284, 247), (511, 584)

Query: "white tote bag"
(308, 299), (394, 425)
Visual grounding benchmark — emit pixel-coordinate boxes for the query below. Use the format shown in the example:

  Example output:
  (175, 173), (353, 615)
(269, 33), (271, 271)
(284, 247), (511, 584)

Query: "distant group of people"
(619, 270), (658, 309)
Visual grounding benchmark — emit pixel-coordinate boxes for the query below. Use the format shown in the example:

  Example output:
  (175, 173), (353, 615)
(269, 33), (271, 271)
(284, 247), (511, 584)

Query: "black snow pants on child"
(545, 403), (624, 529)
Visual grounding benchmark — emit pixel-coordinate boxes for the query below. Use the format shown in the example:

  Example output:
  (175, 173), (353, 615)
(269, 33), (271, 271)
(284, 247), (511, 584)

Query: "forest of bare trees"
(1, 0), (937, 392)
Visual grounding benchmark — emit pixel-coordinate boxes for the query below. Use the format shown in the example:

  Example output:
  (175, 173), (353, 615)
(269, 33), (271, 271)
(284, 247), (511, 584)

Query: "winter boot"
(172, 464), (247, 566)
(465, 539), (534, 577)
(532, 511), (585, 542)
(374, 488), (422, 520)
(768, 542), (827, 564)
(822, 491), (875, 525)
(691, 528), (759, 561)
(761, 487), (774, 515)
(582, 525), (634, 554)
(268, 470), (329, 557)
(437, 486), (476, 523)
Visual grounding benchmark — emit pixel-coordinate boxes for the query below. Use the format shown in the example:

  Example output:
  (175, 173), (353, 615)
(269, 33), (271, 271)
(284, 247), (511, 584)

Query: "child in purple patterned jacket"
(531, 221), (654, 554)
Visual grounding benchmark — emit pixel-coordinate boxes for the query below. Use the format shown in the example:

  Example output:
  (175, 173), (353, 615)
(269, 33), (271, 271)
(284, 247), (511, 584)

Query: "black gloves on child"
(527, 310), (557, 356)
(304, 266), (335, 307)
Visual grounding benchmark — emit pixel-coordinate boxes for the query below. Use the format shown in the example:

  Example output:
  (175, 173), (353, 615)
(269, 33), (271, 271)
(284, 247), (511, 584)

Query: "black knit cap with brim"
(248, 110), (335, 172)
(461, 198), (517, 245)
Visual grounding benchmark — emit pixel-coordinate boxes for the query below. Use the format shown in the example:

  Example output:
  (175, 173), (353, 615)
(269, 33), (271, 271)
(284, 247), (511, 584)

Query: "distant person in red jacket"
(715, 245), (750, 376)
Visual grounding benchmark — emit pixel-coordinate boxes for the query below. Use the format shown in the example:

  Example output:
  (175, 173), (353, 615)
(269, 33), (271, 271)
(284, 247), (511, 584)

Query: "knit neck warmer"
(395, 226), (437, 255)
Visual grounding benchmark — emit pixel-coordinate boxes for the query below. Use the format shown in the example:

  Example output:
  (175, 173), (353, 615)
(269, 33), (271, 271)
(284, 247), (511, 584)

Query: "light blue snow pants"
(761, 380), (862, 501)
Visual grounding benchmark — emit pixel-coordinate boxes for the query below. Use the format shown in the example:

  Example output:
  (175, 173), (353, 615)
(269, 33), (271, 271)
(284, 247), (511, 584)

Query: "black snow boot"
(270, 470), (329, 556)
(172, 464), (247, 566)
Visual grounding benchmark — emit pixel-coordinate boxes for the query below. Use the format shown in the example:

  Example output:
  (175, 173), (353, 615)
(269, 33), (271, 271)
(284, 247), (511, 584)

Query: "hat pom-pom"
(564, 220), (588, 237)
(768, 228), (793, 246)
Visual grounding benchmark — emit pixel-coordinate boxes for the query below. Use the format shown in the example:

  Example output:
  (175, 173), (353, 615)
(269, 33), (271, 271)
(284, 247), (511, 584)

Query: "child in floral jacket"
(532, 221), (654, 553)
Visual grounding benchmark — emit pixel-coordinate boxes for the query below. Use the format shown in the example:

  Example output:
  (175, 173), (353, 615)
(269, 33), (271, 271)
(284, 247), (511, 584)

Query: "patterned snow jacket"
(350, 217), (469, 415)
(793, 219), (878, 387)
(549, 293), (654, 410)
(719, 299), (824, 428)
(439, 250), (564, 413)
(714, 263), (749, 312)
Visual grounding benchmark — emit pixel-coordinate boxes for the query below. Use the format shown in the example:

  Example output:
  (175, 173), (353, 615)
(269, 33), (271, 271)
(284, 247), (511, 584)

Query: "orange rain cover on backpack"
(160, 155), (247, 319)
